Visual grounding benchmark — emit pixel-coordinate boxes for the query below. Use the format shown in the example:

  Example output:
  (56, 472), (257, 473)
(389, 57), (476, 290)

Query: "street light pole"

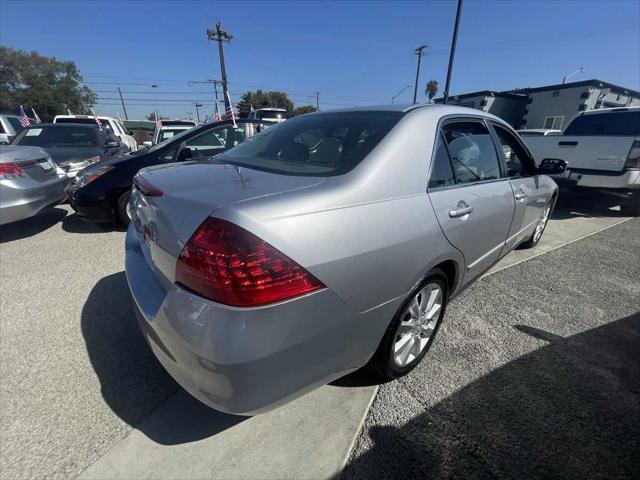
(412, 45), (428, 104)
(207, 21), (233, 108)
(562, 66), (585, 84)
(443, 0), (463, 104)
(117, 87), (128, 120)
(392, 84), (413, 104)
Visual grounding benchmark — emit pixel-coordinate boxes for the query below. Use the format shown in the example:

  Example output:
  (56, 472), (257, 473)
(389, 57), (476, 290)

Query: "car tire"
(116, 191), (131, 226)
(520, 197), (554, 249)
(369, 269), (449, 381)
(621, 192), (640, 216)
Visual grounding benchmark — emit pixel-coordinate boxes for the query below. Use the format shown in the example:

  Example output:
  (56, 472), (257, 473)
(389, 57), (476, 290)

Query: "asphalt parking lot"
(0, 188), (638, 479)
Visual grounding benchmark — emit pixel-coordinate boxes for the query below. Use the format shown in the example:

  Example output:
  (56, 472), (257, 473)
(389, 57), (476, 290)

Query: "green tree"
(236, 90), (294, 118)
(0, 46), (96, 122)
(425, 79), (439, 103)
(291, 105), (317, 116)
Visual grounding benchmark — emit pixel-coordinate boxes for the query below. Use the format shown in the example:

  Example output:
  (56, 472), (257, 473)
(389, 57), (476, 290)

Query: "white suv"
(53, 115), (138, 152)
(247, 108), (287, 124)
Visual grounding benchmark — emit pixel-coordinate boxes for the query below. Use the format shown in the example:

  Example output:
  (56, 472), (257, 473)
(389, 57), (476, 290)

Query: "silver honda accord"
(125, 105), (563, 414)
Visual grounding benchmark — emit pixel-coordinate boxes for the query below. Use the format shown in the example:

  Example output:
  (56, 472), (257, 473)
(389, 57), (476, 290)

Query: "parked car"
(247, 108), (287, 124)
(0, 114), (35, 144)
(0, 145), (66, 225)
(522, 107), (640, 215)
(516, 129), (561, 137)
(12, 123), (125, 178)
(53, 114), (138, 152)
(125, 105), (565, 415)
(69, 119), (264, 224)
(146, 120), (198, 147)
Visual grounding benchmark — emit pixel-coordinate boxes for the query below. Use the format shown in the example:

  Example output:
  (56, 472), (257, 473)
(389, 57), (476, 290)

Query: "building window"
(580, 91), (590, 99)
(543, 116), (564, 129)
(578, 104), (587, 111)
(479, 99), (487, 107)
(461, 101), (475, 108)
(552, 90), (560, 97)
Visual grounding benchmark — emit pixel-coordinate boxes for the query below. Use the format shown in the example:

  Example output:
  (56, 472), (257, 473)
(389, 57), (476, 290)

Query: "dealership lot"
(0, 190), (637, 479)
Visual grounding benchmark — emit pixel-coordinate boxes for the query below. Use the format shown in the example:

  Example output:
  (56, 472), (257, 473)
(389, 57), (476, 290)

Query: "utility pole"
(207, 20), (233, 109)
(412, 45), (428, 104)
(443, 0), (463, 104)
(193, 103), (203, 123)
(117, 87), (128, 120)
(316, 92), (320, 111)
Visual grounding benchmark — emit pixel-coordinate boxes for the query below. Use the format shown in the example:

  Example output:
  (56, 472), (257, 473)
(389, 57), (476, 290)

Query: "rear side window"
(428, 132), (455, 189)
(441, 121), (501, 184)
(564, 111), (640, 136)
(492, 123), (536, 177)
(217, 111), (403, 176)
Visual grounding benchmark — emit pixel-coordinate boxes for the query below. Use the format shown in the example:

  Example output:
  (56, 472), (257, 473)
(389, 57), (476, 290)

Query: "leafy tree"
(0, 46), (96, 122)
(237, 90), (294, 118)
(425, 79), (439, 103)
(291, 105), (317, 116)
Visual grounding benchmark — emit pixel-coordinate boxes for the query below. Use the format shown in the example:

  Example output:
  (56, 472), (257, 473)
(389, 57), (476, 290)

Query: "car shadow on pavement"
(0, 206), (67, 242)
(552, 188), (627, 220)
(81, 272), (245, 445)
(340, 312), (640, 480)
(62, 213), (126, 234)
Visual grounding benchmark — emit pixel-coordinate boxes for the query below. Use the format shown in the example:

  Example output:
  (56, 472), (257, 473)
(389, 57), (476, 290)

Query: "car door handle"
(449, 203), (474, 218)
(514, 191), (528, 200)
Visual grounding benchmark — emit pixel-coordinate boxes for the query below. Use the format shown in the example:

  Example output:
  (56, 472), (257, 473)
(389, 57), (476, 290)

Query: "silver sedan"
(0, 146), (67, 225)
(125, 105), (563, 414)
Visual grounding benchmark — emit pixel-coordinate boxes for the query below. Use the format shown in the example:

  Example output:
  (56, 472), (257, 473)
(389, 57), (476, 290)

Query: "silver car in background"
(0, 146), (66, 225)
(125, 105), (564, 414)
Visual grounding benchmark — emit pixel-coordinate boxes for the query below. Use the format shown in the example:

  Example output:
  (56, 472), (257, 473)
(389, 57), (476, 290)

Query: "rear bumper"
(0, 176), (67, 225)
(552, 169), (640, 190)
(125, 226), (397, 415)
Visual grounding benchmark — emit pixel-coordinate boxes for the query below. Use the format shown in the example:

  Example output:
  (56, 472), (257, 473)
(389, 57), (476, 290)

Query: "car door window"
(492, 123), (536, 177)
(441, 121), (500, 184)
(185, 125), (246, 158)
(428, 132), (456, 189)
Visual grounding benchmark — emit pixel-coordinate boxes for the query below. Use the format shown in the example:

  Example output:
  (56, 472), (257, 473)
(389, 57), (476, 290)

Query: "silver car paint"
(0, 146), (66, 225)
(126, 105), (558, 414)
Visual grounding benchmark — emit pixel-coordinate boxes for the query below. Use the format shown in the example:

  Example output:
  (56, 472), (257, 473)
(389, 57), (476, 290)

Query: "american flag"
(90, 108), (102, 130)
(224, 90), (236, 127)
(155, 110), (162, 130)
(214, 101), (222, 122)
(18, 105), (31, 127)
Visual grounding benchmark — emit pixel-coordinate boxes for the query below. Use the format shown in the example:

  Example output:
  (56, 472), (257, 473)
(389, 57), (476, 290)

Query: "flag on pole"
(18, 105), (31, 127)
(250, 104), (255, 113)
(225, 90), (236, 127)
(154, 110), (162, 130)
(31, 108), (41, 124)
(90, 108), (102, 130)
(214, 101), (222, 122)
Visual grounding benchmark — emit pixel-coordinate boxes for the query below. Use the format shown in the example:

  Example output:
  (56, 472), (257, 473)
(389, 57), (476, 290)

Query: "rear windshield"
(14, 126), (98, 147)
(6, 116), (26, 134)
(564, 111), (640, 136)
(259, 110), (286, 120)
(158, 128), (189, 142)
(216, 111), (403, 176)
(56, 117), (112, 130)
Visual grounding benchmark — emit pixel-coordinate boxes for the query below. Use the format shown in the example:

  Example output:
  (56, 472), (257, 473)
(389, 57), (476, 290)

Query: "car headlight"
(75, 165), (114, 188)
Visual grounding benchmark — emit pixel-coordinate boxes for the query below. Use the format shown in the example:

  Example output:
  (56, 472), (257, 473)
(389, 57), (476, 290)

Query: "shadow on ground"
(0, 207), (67, 242)
(341, 312), (640, 479)
(552, 187), (627, 220)
(62, 213), (126, 234)
(81, 271), (244, 445)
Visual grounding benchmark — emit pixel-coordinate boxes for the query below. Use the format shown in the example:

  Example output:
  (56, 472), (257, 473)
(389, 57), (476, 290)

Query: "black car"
(69, 119), (265, 224)
(12, 123), (125, 177)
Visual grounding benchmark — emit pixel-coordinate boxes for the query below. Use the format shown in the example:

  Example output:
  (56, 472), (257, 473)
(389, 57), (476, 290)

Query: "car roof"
(313, 103), (507, 122)
(580, 106), (639, 115)
(54, 114), (116, 121)
(27, 122), (98, 129)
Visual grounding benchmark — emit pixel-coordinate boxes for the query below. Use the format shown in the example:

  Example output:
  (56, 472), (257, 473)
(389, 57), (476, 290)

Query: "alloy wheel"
(533, 204), (551, 243)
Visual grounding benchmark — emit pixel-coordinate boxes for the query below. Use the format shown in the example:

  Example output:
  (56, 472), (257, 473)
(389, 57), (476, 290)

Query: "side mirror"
(538, 158), (568, 175)
(105, 140), (120, 148)
(142, 141), (152, 147)
(177, 147), (193, 162)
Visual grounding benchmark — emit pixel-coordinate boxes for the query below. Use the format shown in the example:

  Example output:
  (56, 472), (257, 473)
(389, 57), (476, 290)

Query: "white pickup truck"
(523, 107), (640, 215)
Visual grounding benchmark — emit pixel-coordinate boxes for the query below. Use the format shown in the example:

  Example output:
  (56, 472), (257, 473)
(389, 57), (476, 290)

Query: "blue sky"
(1, 0), (638, 120)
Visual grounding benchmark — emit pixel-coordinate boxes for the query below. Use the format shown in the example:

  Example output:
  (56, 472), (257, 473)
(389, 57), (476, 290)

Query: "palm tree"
(425, 80), (439, 103)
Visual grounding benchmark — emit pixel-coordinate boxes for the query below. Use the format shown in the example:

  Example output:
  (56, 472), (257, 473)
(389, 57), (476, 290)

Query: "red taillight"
(176, 218), (325, 307)
(0, 162), (23, 177)
(624, 141), (640, 169)
(133, 174), (163, 196)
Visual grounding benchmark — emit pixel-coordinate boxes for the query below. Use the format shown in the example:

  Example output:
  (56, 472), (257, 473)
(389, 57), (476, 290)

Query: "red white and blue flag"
(18, 105), (31, 127)
(155, 110), (162, 130)
(90, 108), (102, 130)
(224, 90), (236, 127)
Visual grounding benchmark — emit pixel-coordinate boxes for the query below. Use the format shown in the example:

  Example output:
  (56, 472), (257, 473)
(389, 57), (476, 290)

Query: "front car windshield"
(14, 126), (98, 147)
(216, 111), (403, 176)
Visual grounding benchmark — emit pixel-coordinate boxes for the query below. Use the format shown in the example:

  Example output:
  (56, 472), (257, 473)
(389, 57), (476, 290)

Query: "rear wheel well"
(433, 260), (457, 296)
